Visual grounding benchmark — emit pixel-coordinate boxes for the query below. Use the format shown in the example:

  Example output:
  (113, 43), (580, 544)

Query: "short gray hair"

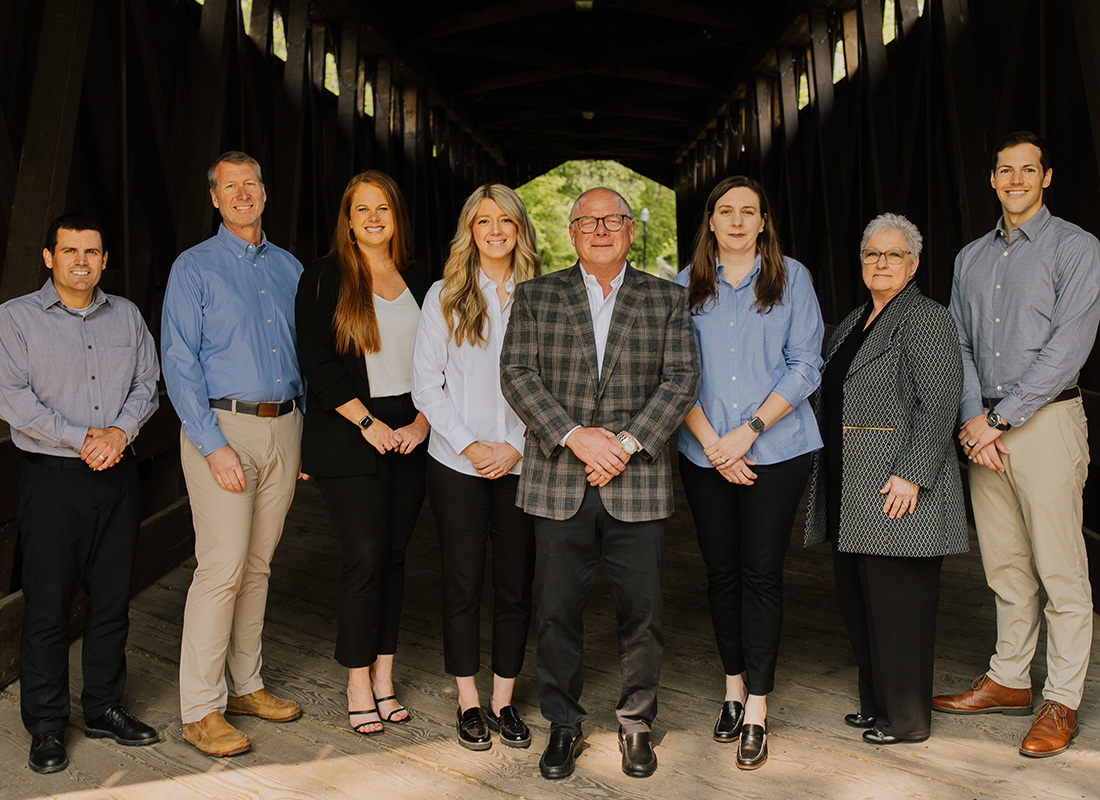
(207, 151), (264, 192)
(859, 212), (922, 260)
(570, 187), (632, 221)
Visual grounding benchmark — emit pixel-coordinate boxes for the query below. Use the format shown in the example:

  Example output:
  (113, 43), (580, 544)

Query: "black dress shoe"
(714, 700), (745, 742)
(456, 707), (491, 751)
(486, 705), (531, 748)
(736, 724), (768, 770)
(619, 728), (657, 778)
(862, 726), (928, 745)
(539, 728), (582, 779)
(85, 705), (159, 746)
(844, 712), (877, 729)
(29, 730), (68, 774)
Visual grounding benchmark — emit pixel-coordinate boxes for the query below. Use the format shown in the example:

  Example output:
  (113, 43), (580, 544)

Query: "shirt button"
(91, 375), (96, 380)
(995, 352), (1000, 357)
(277, 379), (281, 383)
(87, 345), (92, 349)
(272, 348), (277, 353)
(729, 321), (734, 327)
(730, 348), (735, 353)
(261, 290), (266, 294)
(995, 284), (1001, 289)
(731, 376), (737, 381)
(268, 319), (273, 323)
(994, 318), (1000, 323)
(732, 404), (738, 409)
(996, 385), (1002, 391)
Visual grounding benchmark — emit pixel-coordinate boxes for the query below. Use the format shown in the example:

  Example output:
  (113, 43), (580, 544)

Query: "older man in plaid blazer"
(501, 188), (699, 780)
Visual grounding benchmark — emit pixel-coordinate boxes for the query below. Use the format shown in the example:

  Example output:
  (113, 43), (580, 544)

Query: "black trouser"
(18, 455), (140, 734)
(679, 452), (811, 696)
(315, 394), (426, 668)
(833, 549), (942, 739)
(426, 457), (535, 678)
(533, 485), (665, 735)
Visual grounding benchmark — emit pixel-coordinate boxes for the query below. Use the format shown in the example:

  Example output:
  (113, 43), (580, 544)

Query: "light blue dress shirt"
(674, 256), (824, 467)
(161, 224), (304, 455)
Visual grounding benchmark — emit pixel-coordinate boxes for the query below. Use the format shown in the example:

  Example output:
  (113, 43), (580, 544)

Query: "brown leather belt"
(983, 386), (1080, 410)
(209, 398), (297, 418)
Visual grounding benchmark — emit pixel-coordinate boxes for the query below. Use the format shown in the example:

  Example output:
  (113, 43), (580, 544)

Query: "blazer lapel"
(560, 264), (600, 383)
(598, 266), (642, 396)
(847, 281), (920, 379)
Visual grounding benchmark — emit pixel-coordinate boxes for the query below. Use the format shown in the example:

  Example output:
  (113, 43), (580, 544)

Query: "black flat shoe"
(539, 727), (583, 779)
(29, 730), (68, 774)
(85, 705), (159, 746)
(844, 712), (877, 729)
(486, 705), (531, 748)
(862, 726), (929, 745)
(714, 700), (745, 742)
(456, 707), (491, 751)
(736, 724), (768, 770)
(619, 728), (657, 778)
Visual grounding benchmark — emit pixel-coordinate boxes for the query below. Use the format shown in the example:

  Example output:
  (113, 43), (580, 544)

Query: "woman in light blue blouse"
(675, 175), (824, 770)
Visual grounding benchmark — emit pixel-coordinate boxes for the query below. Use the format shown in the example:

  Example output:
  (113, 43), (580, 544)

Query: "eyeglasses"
(861, 249), (911, 265)
(571, 214), (632, 233)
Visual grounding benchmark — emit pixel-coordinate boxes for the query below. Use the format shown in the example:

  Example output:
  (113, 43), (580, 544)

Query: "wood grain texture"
(0, 475), (1097, 799)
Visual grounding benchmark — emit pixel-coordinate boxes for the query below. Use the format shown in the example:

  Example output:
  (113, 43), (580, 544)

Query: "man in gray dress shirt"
(0, 215), (160, 773)
(936, 131), (1100, 758)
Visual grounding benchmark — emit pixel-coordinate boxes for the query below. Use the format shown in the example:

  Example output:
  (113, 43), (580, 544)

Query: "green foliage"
(515, 161), (678, 277)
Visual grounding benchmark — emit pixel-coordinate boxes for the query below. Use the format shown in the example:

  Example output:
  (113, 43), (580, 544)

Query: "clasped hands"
(704, 425), (758, 484)
(80, 427), (127, 471)
(958, 414), (1009, 472)
(360, 417), (430, 455)
(567, 427), (631, 487)
(462, 440), (522, 479)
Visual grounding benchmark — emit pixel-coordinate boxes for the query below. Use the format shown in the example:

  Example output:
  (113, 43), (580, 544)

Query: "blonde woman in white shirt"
(412, 184), (541, 751)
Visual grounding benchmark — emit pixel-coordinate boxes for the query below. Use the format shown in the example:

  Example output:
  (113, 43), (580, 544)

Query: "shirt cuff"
(561, 425), (581, 447)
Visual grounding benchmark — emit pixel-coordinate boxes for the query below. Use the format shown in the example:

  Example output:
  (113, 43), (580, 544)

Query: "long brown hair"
(440, 184), (542, 347)
(330, 170), (412, 355)
(687, 175), (786, 315)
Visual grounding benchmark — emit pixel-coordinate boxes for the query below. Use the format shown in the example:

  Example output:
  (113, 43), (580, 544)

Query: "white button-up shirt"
(412, 272), (526, 476)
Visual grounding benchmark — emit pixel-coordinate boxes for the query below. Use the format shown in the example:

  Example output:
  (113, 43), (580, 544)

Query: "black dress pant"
(833, 548), (942, 738)
(18, 455), (140, 734)
(426, 457), (535, 678)
(679, 452), (811, 695)
(315, 394), (426, 668)
(533, 485), (665, 735)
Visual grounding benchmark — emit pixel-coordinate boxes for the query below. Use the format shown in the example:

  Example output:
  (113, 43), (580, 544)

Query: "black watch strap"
(357, 414), (374, 430)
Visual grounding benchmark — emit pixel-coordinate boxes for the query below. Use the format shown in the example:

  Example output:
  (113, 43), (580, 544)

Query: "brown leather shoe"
(1020, 701), (1078, 757)
(931, 675), (1032, 715)
(226, 688), (302, 722)
(182, 711), (251, 757)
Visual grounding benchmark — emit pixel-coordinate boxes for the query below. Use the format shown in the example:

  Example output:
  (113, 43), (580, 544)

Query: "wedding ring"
(490, 471), (496, 477)
(98, 455), (106, 460)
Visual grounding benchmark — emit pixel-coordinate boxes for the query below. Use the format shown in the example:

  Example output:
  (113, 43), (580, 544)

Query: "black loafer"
(456, 707), (491, 751)
(714, 700), (745, 742)
(29, 730), (68, 774)
(619, 728), (657, 778)
(486, 705), (531, 748)
(736, 724), (768, 770)
(862, 726), (928, 745)
(844, 712), (877, 729)
(85, 705), (159, 746)
(539, 727), (582, 779)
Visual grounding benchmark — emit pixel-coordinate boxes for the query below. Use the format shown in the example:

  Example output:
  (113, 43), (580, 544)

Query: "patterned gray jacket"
(804, 280), (969, 557)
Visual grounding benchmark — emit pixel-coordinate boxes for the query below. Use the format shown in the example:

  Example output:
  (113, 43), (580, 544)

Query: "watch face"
(618, 433), (636, 454)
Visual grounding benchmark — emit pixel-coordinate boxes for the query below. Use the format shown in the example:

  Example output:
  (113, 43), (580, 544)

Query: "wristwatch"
(357, 413), (374, 430)
(986, 408), (1011, 431)
(617, 431), (638, 455)
(747, 415), (765, 434)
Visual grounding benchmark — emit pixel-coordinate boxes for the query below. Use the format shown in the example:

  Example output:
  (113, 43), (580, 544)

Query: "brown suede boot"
(226, 688), (302, 722)
(182, 711), (251, 757)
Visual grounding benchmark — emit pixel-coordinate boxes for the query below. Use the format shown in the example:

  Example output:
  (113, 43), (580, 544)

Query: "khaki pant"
(968, 396), (1092, 708)
(178, 408), (302, 723)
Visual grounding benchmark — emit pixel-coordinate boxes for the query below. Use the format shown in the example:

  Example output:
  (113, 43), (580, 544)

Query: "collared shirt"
(950, 204), (1100, 426)
(674, 256), (824, 467)
(161, 223), (304, 455)
(581, 261), (627, 379)
(412, 272), (525, 476)
(0, 279), (159, 457)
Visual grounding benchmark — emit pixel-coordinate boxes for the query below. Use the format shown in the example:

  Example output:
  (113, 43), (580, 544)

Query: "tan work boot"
(182, 711), (251, 757)
(226, 688), (302, 722)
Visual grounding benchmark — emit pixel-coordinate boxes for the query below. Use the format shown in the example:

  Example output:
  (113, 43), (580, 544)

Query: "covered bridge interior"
(1, 0), (1099, 689)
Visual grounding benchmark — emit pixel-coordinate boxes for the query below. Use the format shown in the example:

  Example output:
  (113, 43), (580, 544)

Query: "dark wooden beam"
(336, 22), (360, 177)
(248, 0), (272, 55)
(373, 57), (394, 172)
(1071, 0), (1100, 186)
(0, 0), (94, 304)
(603, 0), (759, 36)
(268, 0), (310, 253)
(414, 0), (570, 42)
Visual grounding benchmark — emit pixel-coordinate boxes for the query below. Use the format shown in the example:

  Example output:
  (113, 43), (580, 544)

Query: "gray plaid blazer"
(501, 263), (700, 522)
(804, 281), (969, 557)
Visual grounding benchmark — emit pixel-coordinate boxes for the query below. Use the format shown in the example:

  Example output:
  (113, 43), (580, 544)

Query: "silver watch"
(617, 431), (638, 455)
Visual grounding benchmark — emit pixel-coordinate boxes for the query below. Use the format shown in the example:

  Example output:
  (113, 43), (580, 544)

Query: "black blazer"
(295, 254), (431, 477)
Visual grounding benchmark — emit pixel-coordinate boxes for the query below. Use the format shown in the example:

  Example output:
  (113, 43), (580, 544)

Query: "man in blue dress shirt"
(162, 151), (305, 757)
(0, 215), (160, 773)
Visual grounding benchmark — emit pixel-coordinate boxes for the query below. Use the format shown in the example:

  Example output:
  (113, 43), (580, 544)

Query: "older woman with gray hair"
(805, 212), (967, 745)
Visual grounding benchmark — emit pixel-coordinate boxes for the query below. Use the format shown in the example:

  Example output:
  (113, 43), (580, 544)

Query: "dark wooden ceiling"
(314, 0), (820, 184)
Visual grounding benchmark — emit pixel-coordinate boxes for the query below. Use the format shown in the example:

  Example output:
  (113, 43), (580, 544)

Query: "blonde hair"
(440, 185), (541, 347)
(329, 171), (412, 355)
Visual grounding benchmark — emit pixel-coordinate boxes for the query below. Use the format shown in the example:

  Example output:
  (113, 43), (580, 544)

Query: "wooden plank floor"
(2, 474), (1099, 800)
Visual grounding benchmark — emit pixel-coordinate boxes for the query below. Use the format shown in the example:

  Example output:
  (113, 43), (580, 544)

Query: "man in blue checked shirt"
(162, 151), (305, 757)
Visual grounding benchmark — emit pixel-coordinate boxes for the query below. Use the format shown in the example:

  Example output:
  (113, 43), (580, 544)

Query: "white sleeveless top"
(364, 288), (420, 397)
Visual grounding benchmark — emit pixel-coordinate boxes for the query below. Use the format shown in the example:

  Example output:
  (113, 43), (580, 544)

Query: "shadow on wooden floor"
(1, 476), (1098, 799)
